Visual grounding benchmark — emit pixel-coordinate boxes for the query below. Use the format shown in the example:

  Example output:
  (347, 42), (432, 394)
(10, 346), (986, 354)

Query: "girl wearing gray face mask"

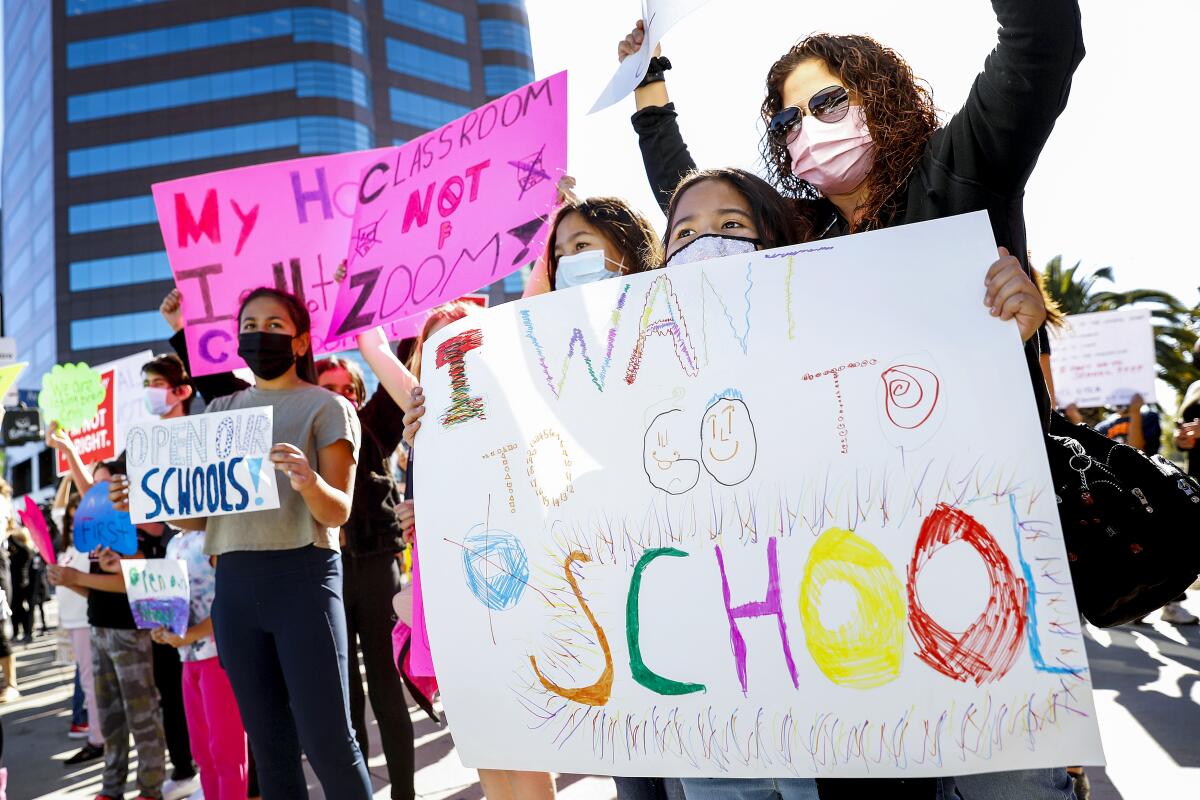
(663, 168), (803, 269)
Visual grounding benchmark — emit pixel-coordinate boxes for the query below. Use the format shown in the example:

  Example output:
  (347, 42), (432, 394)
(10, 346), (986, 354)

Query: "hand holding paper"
(590, 0), (713, 113)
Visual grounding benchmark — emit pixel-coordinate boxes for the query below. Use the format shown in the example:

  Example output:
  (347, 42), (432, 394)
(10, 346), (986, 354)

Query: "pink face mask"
(787, 106), (875, 196)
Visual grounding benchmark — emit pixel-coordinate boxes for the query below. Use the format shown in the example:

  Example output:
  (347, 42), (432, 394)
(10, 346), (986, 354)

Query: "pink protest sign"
(326, 72), (567, 342)
(152, 148), (394, 376)
(19, 496), (55, 566)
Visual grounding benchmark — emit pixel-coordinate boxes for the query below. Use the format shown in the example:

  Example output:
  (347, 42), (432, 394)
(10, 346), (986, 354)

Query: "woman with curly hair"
(621, 0), (1083, 429)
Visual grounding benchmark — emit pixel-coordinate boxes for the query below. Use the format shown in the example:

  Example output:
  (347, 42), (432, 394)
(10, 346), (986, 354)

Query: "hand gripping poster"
(413, 212), (1104, 778)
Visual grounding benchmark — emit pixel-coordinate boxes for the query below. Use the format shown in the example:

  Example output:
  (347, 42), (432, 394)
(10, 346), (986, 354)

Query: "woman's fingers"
(988, 273), (1029, 317)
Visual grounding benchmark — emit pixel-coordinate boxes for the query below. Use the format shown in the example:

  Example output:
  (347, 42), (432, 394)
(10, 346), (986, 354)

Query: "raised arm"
(162, 289), (249, 404)
(356, 326), (416, 413)
(937, 0), (1085, 195)
(46, 424), (95, 495)
(620, 19), (697, 213)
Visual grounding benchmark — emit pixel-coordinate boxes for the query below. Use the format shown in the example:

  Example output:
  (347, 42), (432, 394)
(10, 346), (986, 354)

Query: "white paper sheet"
(415, 212), (1104, 778)
(589, 0), (715, 114)
(1049, 308), (1157, 408)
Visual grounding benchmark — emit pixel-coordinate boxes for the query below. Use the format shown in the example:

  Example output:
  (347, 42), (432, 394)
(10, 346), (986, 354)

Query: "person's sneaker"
(163, 774), (199, 800)
(1161, 602), (1199, 625)
(68, 723), (89, 739)
(0, 686), (19, 703)
(187, 789), (205, 800)
(66, 743), (105, 765)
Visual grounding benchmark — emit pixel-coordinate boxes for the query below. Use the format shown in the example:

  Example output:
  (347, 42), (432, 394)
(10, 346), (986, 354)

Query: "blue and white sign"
(124, 407), (280, 524)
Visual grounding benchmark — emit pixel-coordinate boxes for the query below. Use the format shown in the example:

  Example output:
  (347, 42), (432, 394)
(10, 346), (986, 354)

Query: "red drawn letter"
(175, 189), (220, 248)
(908, 504), (1027, 685)
(435, 329), (486, 427)
(402, 182), (435, 233)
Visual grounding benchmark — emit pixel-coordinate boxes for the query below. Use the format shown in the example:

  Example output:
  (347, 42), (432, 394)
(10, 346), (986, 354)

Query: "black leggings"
(345, 553), (415, 800)
(213, 546), (372, 800)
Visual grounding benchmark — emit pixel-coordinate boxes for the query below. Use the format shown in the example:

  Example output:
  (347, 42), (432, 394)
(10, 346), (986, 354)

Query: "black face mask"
(238, 332), (297, 380)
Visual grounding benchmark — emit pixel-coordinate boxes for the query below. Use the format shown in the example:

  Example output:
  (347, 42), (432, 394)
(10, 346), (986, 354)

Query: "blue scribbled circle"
(461, 527), (529, 611)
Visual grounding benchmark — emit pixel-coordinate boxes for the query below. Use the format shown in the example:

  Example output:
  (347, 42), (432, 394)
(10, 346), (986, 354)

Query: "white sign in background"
(415, 213), (1104, 778)
(1049, 308), (1157, 408)
(0, 336), (19, 405)
(124, 407), (280, 524)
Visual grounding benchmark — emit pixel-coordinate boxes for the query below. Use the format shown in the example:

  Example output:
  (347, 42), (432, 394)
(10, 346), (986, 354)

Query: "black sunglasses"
(768, 86), (852, 144)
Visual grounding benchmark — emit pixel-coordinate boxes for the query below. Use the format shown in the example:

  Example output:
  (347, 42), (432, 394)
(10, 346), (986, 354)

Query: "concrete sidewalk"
(0, 600), (617, 799)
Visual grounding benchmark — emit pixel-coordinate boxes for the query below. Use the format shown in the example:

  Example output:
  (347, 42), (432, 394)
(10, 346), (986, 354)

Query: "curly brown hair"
(761, 34), (940, 233)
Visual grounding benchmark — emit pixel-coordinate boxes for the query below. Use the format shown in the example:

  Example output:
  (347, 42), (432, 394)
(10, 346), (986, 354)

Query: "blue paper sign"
(74, 480), (138, 556)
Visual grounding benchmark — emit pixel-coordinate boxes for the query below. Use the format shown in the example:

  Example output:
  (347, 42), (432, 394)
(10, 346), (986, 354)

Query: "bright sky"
(525, 0), (1200, 310)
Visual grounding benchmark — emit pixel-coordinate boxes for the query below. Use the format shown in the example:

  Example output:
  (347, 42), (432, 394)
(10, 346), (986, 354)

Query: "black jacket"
(633, 0), (1084, 424)
(169, 331), (406, 558)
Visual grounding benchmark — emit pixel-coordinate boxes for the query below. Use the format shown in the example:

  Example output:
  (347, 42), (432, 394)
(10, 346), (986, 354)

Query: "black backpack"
(1045, 412), (1200, 627)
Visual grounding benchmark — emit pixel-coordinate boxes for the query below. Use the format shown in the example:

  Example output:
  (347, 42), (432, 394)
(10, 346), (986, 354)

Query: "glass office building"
(1, 0), (533, 494)
(2, 0), (535, 379)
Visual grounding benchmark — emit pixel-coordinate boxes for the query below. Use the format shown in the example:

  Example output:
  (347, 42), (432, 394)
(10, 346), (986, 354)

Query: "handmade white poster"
(1049, 308), (1157, 408)
(124, 407), (280, 524)
(414, 212), (1104, 778)
(121, 558), (190, 636)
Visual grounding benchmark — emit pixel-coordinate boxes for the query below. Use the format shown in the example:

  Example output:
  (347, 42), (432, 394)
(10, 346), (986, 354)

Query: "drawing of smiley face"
(701, 394), (756, 486)
(643, 409), (700, 495)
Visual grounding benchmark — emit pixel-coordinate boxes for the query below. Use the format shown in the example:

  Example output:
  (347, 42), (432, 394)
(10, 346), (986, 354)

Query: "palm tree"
(1039, 256), (1200, 400)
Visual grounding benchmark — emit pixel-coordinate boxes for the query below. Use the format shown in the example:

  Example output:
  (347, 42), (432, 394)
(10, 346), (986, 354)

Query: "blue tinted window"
(68, 195), (157, 234)
(503, 270), (525, 293)
(386, 39), (470, 90)
(67, 9), (363, 68)
(484, 64), (533, 96)
(68, 61), (368, 122)
(293, 7), (364, 52)
(67, 117), (373, 177)
(7, 295), (32, 336)
(66, 0), (168, 15)
(383, 0), (466, 43)
(479, 19), (531, 56)
(389, 89), (470, 128)
(71, 310), (170, 350)
(70, 251), (172, 291)
(295, 61), (370, 107)
(297, 117), (373, 153)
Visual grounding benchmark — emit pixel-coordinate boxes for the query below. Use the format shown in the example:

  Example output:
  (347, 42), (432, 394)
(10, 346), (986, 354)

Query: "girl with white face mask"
(524, 188), (661, 298)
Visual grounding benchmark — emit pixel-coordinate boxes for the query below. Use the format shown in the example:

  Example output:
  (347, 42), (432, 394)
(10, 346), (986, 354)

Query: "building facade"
(1, 0), (534, 495)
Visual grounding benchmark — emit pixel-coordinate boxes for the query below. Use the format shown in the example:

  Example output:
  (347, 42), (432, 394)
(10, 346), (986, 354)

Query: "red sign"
(56, 370), (115, 476)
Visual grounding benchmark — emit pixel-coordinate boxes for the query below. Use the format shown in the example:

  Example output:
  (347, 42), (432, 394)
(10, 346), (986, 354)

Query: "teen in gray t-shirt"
(205, 385), (360, 554)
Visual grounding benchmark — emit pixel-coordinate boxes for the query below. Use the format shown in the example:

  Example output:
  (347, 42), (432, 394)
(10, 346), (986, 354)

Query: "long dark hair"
(238, 287), (317, 384)
(761, 34), (939, 233)
(663, 168), (803, 257)
(544, 197), (661, 290)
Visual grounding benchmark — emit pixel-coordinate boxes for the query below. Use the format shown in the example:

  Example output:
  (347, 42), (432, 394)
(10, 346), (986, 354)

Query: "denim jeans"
(678, 778), (819, 799)
(938, 768), (1076, 800)
(71, 665), (86, 726)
